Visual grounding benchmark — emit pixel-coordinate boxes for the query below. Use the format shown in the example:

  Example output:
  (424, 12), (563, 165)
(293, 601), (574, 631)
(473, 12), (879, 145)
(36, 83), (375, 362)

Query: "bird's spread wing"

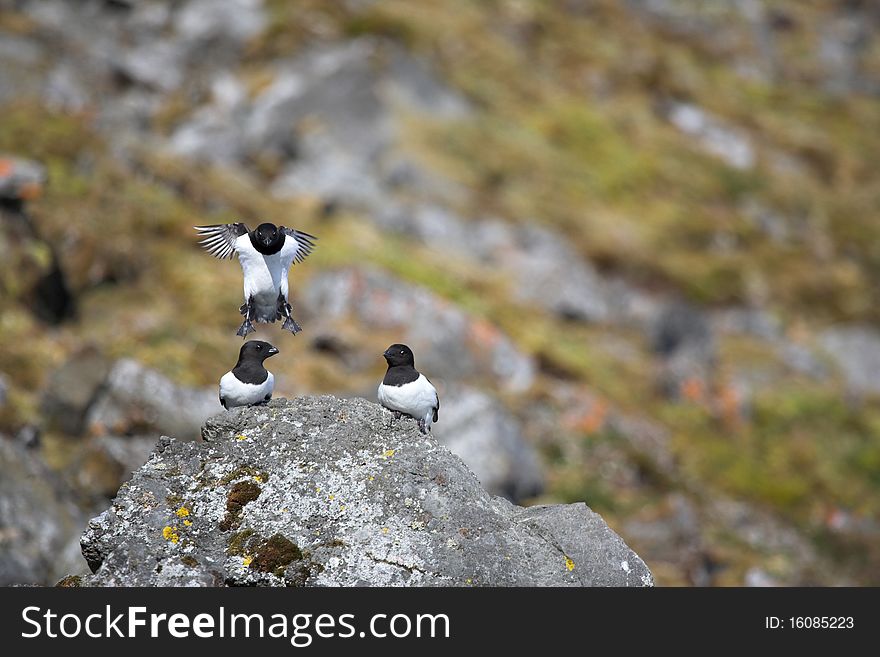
(279, 227), (317, 267)
(194, 223), (249, 259)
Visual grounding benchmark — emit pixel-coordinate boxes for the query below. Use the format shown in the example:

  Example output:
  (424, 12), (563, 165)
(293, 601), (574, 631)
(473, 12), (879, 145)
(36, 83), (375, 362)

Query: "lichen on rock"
(76, 396), (653, 587)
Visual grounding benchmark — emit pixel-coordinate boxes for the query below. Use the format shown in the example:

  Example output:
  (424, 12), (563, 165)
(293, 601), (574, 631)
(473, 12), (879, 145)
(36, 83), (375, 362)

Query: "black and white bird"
(219, 340), (279, 409)
(377, 344), (439, 434)
(194, 222), (316, 337)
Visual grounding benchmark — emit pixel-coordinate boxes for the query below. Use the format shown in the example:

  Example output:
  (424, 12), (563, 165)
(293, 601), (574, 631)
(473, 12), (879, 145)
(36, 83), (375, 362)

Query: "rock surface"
(170, 37), (470, 209)
(820, 325), (880, 396)
(303, 267), (536, 392)
(42, 354), (219, 440)
(41, 348), (113, 435)
(434, 386), (544, 503)
(0, 437), (89, 585)
(375, 204), (659, 327)
(85, 358), (220, 439)
(79, 396), (652, 587)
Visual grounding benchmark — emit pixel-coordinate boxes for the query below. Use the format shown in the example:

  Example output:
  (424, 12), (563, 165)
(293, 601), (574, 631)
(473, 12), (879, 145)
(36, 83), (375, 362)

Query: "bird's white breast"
(220, 370), (275, 408)
(378, 374), (437, 417)
(235, 235), (284, 307)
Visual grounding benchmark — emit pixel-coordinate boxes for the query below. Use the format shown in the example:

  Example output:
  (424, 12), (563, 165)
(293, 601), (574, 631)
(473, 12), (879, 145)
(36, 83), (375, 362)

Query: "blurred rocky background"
(1, 0), (879, 586)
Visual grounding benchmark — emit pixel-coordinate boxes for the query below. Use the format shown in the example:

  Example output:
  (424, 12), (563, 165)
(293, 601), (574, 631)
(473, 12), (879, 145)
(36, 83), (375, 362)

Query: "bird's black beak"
(268, 346), (279, 356)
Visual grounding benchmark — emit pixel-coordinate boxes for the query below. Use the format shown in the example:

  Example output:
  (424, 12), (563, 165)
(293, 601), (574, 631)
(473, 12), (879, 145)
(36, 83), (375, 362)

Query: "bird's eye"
(400, 350), (405, 355)
(256, 344), (262, 350)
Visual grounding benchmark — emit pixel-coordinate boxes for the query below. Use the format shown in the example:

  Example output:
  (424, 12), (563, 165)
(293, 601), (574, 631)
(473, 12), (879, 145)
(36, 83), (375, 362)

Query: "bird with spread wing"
(194, 222), (316, 337)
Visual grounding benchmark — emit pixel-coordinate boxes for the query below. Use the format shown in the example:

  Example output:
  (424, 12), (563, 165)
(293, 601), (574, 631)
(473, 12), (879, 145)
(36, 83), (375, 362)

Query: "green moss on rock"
(219, 480), (262, 531)
(55, 575), (82, 587)
(226, 528), (256, 556)
(251, 533), (303, 577)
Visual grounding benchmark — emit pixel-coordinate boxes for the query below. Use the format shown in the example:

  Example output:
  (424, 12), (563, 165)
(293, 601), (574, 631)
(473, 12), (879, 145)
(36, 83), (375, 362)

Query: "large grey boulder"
(820, 325), (880, 396)
(0, 438), (89, 585)
(85, 358), (220, 439)
(374, 204), (659, 327)
(303, 267), (536, 392)
(41, 348), (113, 436)
(434, 386), (544, 503)
(169, 37), (469, 209)
(79, 396), (652, 587)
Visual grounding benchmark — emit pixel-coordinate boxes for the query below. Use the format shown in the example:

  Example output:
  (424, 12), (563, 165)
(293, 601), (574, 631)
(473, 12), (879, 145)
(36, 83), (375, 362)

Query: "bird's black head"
(239, 340), (279, 363)
(383, 343), (414, 368)
(254, 222), (281, 249)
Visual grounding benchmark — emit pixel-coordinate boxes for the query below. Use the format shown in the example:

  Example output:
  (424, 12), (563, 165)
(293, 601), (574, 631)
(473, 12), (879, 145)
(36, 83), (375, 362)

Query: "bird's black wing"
(429, 377), (440, 422)
(194, 223), (249, 260)
(279, 227), (317, 265)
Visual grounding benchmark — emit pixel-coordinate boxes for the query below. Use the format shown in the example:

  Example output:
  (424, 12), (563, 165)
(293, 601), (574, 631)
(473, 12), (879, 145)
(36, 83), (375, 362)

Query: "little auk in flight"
(219, 340), (279, 409)
(377, 344), (439, 434)
(195, 222), (316, 337)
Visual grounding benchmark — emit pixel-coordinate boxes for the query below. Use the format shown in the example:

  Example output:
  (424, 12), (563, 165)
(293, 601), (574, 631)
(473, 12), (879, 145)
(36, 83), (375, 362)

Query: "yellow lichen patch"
(381, 527), (389, 534)
(328, 494), (335, 501)
(339, 505), (346, 512)
(235, 434), (248, 441)
(183, 519), (193, 527)
(368, 475), (375, 482)
(162, 526), (179, 544)
(253, 475), (263, 483)
(175, 507), (190, 518)
(383, 449), (395, 459)
(242, 555), (253, 567)
(565, 556), (575, 571)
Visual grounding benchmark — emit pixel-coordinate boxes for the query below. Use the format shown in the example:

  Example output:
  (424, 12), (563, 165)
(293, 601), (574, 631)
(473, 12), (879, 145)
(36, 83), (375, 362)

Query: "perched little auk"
(195, 222), (316, 337)
(377, 344), (439, 434)
(219, 340), (279, 409)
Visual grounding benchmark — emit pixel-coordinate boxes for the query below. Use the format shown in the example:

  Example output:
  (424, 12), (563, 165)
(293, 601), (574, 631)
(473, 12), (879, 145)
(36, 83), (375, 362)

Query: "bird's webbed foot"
(237, 297), (256, 337)
(236, 319), (256, 338)
(278, 294), (302, 334)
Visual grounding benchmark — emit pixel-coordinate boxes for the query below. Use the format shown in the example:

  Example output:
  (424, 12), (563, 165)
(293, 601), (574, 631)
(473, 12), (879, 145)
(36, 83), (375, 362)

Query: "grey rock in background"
(79, 396), (652, 587)
(70, 435), (161, 500)
(375, 203), (658, 327)
(0, 33), (46, 105)
(169, 37), (470, 209)
(664, 101), (755, 170)
(85, 358), (220, 439)
(0, 438), (89, 585)
(434, 386), (544, 503)
(820, 325), (880, 396)
(0, 156), (46, 201)
(175, 0), (266, 46)
(19, 0), (267, 144)
(42, 353), (219, 440)
(41, 348), (112, 436)
(303, 267), (536, 392)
